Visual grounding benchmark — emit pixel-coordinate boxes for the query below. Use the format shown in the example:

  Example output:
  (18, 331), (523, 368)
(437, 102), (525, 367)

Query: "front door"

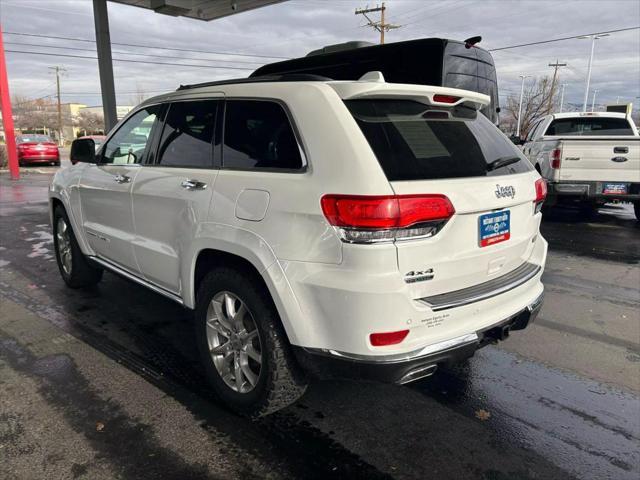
(79, 105), (163, 273)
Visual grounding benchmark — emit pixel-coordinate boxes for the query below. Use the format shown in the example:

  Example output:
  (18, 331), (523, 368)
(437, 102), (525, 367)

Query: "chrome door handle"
(114, 174), (131, 184)
(181, 179), (208, 190)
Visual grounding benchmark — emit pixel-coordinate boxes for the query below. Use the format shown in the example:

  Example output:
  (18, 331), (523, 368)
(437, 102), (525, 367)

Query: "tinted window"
(157, 100), (217, 168)
(346, 99), (531, 181)
(223, 100), (303, 170)
(545, 117), (633, 136)
(102, 106), (161, 165)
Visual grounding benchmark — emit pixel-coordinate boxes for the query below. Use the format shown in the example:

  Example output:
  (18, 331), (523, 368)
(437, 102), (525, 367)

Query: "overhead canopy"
(109, 0), (286, 21)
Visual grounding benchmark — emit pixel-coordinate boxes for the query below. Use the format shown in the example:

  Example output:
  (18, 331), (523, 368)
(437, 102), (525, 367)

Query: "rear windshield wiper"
(486, 156), (521, 172)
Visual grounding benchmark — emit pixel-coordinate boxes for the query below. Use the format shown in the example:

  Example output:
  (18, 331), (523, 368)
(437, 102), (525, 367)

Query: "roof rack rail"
(177, 73), (332, 91)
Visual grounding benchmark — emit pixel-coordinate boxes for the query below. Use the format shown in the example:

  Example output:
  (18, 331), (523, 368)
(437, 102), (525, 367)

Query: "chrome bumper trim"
(418, 262), (541, 312)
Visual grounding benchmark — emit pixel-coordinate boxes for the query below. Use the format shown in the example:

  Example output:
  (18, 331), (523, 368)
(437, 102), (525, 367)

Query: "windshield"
(345, 99), (531, 181)
(545, 117), (634, 136)
(17, 135), (53, 144)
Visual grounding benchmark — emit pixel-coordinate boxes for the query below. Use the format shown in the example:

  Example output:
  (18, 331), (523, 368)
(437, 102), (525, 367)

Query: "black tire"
(634, 202), (640, 221)
(195, 266), (307, 417)
(53, 205), (103, 288)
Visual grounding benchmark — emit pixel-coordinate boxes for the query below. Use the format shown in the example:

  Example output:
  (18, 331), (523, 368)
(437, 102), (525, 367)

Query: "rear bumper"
(548, 180), (640, 202)
(18, 154), (60, 164)
(294, 292), (544, 384)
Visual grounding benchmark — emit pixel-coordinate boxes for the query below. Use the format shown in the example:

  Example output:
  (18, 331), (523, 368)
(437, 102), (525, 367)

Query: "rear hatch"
(344, 94), (541, 298)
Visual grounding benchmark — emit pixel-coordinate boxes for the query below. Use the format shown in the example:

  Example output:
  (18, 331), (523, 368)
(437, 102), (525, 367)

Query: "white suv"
(51, 73), (547, 416)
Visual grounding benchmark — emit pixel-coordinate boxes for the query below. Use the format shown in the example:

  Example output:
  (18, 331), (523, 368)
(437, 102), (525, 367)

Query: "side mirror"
(70, 138), (96, 165)
(509, 135), (523, 146)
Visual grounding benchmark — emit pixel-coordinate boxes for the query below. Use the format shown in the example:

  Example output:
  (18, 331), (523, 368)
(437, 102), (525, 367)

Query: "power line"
(489, 26), (639, 51)
(3, 31), (290, 60)
(5, 49), (254, 71)
(4, 41), (267, 65)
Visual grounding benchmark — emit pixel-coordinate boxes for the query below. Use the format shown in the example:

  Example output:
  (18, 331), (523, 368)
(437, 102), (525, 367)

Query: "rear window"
(17, 135), (52, 143)
(346, 99), (531, 181)
(545, 117), (633, 136)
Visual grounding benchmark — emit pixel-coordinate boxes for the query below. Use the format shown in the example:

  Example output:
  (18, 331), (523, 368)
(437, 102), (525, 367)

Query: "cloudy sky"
(1, 0), (639, 110)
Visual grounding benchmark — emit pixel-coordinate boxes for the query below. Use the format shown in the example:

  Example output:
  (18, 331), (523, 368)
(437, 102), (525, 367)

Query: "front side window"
(157, 100), (218, 168)
(102, 106), (162, 165)
(346, 99), (532, 181)
(223, 100), (303, 171)
(545, 117), (634, 136)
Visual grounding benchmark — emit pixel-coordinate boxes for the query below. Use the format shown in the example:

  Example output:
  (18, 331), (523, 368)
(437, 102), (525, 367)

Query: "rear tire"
(53, 205), (103, 288)
(195, 266), (307, 417)
(634, 202), (640, 221)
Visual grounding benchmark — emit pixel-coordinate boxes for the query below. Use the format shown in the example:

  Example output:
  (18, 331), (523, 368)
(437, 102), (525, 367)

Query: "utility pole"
(547, 59), (567, 113)
(516, 74), (531, 138)
(591, 89), (599, 112)
(48, 66), (66, 146)
(559, 83), (567, 113)
(355, 3), (400, 44)
(579, 33), (609, 112)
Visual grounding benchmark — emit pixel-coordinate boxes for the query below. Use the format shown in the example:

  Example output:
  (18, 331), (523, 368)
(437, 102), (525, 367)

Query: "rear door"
(346, 99), (539, 297)
(131, 98), (220, 294)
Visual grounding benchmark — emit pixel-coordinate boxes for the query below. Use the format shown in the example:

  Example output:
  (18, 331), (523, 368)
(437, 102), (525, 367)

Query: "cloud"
(1, 0), (638, 109)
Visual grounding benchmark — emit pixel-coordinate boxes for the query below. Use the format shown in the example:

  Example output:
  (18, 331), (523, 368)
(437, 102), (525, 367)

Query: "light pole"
(516, 74), (531, 138)
(591, 89), (599, 112)
(578, 34), (609, 112)
(559, 83), (567, 113)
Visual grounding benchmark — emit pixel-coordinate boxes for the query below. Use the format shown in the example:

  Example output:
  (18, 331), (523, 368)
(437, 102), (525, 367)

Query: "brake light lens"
(370, 329), (409, 346)
(534, 178), (547, 214)
(321, 194), (455, 243)
(432, 94), (461, 104)
(550, 148), (562, 169)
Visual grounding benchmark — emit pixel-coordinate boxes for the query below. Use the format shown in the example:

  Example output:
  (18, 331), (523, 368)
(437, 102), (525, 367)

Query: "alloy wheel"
(206, 291), (263, 394)
(56, 217), (72, 275)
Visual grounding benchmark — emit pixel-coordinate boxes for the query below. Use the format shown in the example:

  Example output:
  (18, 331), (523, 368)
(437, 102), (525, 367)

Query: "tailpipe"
(398, 364), (438, 385)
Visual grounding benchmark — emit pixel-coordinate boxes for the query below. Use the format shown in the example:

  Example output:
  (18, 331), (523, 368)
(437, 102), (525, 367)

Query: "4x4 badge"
(495, 184), (516, 199)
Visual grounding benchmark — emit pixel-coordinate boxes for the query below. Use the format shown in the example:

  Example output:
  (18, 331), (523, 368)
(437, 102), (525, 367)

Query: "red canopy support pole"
(0, 23), (19, 180)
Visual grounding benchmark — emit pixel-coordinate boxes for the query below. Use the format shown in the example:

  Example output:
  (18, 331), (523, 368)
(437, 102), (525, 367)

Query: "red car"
(16, 134), (60, 166)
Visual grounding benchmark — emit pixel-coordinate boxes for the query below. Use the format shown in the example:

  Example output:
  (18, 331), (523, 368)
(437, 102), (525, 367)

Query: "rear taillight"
(550, 148), (562, 169)
(432, 94), (461, 104)
(321, 194), (455, 243)
(534, 178), (547, 214)
(370, 329), (409, 346)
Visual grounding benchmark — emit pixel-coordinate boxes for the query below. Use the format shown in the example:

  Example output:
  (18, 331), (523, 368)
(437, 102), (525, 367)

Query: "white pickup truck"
(522, 112), (640, 219)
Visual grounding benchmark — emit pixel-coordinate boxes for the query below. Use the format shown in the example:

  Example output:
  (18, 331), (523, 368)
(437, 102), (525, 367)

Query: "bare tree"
(76, 110), (105, 136)
(129, 84), (148, 106)
(12, 95), (59, 133)
(503, 76), (558, 139)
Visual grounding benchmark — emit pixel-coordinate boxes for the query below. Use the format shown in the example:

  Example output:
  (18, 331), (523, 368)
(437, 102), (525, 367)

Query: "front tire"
(53, 206), (103, 288)
(195, 267), (307, 416)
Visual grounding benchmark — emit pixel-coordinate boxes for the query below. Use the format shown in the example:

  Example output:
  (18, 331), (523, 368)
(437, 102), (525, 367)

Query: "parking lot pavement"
(1, 172), (639, 480)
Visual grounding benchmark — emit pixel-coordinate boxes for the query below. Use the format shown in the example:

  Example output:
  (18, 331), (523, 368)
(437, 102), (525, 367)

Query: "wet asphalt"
(0, 169), (639, 480)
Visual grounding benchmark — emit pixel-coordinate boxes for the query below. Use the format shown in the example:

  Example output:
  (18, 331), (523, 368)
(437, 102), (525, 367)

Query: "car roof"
(140, 72), (490, 111)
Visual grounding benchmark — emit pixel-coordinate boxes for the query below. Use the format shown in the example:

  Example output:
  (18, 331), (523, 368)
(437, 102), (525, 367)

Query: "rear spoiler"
(329, 71), (490, 111)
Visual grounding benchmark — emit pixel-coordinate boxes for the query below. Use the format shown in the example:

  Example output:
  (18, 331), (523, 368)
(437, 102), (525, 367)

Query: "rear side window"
(346, 99), (531, 181)
(545, 117), (633, 136)
(157, 100), (217, 168)
(223, 100), (303, 171)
